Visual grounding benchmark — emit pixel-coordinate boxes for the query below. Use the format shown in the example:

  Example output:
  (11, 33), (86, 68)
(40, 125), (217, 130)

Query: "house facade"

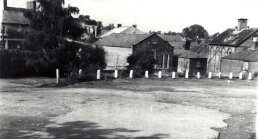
(95, 33), (174, 72)
(0, 0), (35, 49)
(221, 49), (258, 77)
(208, 18), (258, 73)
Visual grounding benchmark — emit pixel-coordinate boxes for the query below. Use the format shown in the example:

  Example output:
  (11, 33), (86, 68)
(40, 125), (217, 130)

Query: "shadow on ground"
(1, 121), (168, 139)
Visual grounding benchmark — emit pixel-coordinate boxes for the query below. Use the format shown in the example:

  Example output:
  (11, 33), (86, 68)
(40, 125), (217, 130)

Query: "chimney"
(117, 24), (122, 28)
(27, 0), (36, 10)
(3, 0), (7, 10)
(184, 39), (191, 50)
(237, 18), (248, 31)
(132, 24), (137, 28)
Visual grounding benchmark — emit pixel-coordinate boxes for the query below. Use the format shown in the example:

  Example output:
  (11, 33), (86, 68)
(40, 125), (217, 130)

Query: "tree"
(182, 24), (209, 41)
(23, 0), (83, 75)
(23, 0), (82, 51)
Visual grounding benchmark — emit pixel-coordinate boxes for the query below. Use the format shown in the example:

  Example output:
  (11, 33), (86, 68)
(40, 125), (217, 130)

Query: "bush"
(127, 46), (157, 78)
(78, 45), (106, 81)
(0, 49), (56, 78)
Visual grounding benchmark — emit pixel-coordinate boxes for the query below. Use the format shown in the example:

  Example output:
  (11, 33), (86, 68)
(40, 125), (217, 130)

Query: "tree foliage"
(23, 0), (82, 51)
(182, 24), (209, 41)
(127, 46), (157, 78)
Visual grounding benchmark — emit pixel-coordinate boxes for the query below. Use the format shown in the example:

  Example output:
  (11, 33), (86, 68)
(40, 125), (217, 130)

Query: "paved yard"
(0, 78), (257, 139)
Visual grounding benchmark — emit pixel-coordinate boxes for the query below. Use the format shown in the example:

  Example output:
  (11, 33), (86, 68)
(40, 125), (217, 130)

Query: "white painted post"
(185, 70), (189, 79)
(97, 70), (101, 80)
(208, 72), (212, 79)
(229, 72), (233, 80)
(239, 72), (243, 80)
(158, 71), (162, 79)
(79, 69), (82, 76)
(248, 72), (252, 80)
(172, 71), (176, 79)
(197, 72), (200, 79)
(56, 69), (60, 84)
(145, 71), (149, 78)
(218, 72), (221, 79)
(114, 70), (118, 78)
(129, 70), (133, 78)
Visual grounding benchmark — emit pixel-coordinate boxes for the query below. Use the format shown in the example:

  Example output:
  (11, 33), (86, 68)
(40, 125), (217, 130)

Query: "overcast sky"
(1, 0), (258, 35)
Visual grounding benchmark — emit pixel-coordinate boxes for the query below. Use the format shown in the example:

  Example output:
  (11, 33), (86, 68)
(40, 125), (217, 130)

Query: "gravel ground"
(0, 77), (257, 139)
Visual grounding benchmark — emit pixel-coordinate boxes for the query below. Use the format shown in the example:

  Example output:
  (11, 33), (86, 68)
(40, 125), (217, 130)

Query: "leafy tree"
(22, 0), (83, 75)
(23, 0), (82, 51)
(127, 46), (157, 78)
(182, 24), (209, 41)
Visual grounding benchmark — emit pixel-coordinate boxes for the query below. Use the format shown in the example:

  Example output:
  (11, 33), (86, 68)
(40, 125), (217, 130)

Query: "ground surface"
(0, 77), (257, 139)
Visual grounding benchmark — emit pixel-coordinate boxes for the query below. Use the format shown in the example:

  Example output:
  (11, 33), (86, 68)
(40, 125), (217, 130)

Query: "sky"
(1, 0), (258, 35)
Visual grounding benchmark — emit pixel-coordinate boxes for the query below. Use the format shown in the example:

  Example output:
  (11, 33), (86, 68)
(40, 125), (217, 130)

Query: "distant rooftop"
(100, 26), (146, 38)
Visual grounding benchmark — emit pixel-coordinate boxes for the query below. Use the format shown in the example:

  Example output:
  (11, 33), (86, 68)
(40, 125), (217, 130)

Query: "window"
(227, 48), (232, 55)
(253, 37), (258, 42)
(161, 54), (170, 69)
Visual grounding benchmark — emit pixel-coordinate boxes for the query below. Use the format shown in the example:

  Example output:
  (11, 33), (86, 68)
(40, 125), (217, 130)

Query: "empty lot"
(0, 78), (257, 139)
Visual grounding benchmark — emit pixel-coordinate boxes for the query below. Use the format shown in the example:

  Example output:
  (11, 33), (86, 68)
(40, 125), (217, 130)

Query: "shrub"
(127, 46), (157, 78)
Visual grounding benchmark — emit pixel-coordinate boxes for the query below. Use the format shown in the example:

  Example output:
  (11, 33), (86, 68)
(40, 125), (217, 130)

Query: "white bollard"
(114, 70), (118, 78)
(185, 71), (189, 79)
(248, 72), (252, 80)
(229, 72), (233, 80)
(239, 72), (243, 80)
(218, 72), (221, 79)
(79, 69), (82, 76)
(56, 69), (60, 84)
(97, 70), (101, 80)
(172, 71), (176, 79)
(197, 72), (200, 79)
(158, 71), (162, 79)
(208, 72), (212, 79)
(145, 71), (149, 78)
(129, 70), (133, 78)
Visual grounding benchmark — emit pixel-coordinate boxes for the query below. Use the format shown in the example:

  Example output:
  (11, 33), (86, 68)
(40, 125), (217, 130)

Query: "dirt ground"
(0, 77), (257, 139)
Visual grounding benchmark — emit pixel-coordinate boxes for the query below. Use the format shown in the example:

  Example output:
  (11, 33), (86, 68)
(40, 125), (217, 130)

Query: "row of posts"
(56, 69), (256, 83)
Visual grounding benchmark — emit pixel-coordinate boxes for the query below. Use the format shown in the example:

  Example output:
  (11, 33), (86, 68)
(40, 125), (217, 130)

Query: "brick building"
(95, 33), (174, 72)
(208, 18), (258, 73)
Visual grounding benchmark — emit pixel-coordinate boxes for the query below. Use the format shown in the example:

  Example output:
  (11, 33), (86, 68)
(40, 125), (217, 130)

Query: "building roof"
(100, 26), (146, 38)
(222, 49), (258, 62)
(210, 28), (258, 47)
(95, 33), (151, 48)
(2, 10), (30, 25)
(190, 45), (209, 58)
(158, 34), (185, 49)
(174, 49), (207, 59)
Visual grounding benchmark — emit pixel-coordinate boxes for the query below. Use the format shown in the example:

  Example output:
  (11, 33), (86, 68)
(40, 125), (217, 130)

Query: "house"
(158, 34), (208, 75)
(173, 46), (208, 76)
(99, 24), (146, 38)
(221, 49), (258, 77)
(208, 18), (258, 73)
(0, 0), (35, 49)
(95, 33), (174, 72)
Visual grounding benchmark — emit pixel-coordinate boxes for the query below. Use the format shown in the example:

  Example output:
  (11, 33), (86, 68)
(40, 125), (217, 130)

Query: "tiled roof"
(2, 10), (30, 25)
(174, 49), (207, 59)
(222, 49), (258, 62)
(100, 26), (145, 38)
(190, 45), (209, 58)
(95, 33), (151, 48)
(158, 34), (185, 49)
(210, 28), (258, 47)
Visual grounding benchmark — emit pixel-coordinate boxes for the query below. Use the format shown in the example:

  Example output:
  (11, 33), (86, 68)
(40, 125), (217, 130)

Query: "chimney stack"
(117, 24), (122, 28)
(237, 18), (248, 31)
(3, 0), (7, 10)
(132, 24), (137, 28)
(27, 0), (36, 10)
